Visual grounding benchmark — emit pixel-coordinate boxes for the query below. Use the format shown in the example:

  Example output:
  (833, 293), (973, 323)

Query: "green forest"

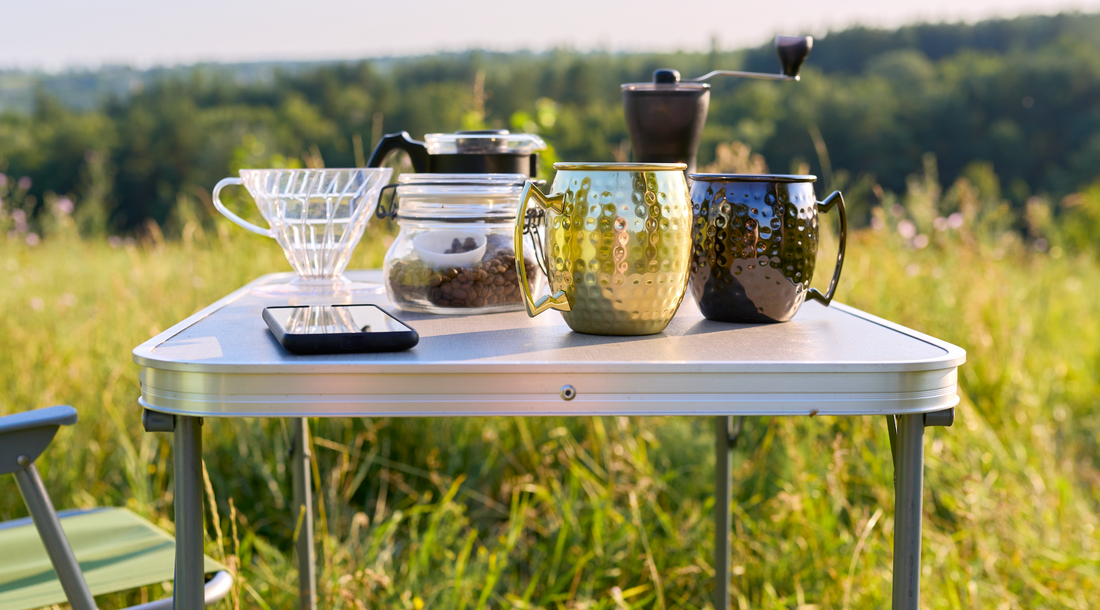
(2, 12), (1100, 235)
(2, 12), (1100, 610)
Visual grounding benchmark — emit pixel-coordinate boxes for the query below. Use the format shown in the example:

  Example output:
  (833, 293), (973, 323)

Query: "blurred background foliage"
(1, 13), (1100, 237)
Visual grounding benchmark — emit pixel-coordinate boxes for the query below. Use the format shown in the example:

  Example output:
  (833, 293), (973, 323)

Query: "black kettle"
(366, 129), (546, 176)
(622, 36), (813, 175)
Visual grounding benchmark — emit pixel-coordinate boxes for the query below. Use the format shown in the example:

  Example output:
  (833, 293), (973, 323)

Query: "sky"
(1, 0), (1099, 70)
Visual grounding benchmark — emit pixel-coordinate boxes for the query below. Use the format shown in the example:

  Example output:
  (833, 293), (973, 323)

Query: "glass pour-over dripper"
(212, 168), (393, 302)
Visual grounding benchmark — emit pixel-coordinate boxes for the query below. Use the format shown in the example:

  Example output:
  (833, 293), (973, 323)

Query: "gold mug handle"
(515, 181), (571, 317)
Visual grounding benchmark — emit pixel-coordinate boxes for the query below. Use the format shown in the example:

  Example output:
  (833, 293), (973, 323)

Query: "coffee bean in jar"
(387, 232), (541, 313)
(382, 173), (545, 314)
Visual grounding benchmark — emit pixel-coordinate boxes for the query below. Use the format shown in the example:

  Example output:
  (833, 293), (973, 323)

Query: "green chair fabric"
(0, 507), (225, 610)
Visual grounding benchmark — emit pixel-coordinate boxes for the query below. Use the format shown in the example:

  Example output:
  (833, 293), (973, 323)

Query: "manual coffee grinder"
(621, 36), (813, 175)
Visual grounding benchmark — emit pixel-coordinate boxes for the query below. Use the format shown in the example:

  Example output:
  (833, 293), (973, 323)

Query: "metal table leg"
(714, 416), (743, 610)
(891, 414), (925, 610)
(174, 415), (205, 610)
(714, 417), (731, 610)
(291, 418), (317, 610)
(888, 409), (953, 610)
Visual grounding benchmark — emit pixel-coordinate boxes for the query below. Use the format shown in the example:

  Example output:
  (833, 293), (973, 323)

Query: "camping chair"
(0, 405), (231, 610)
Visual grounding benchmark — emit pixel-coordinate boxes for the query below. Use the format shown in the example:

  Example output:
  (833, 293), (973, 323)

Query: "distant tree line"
(0, 12), (1098, 232)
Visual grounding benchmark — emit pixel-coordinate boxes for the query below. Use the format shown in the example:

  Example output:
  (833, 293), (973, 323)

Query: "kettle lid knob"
(653, 69), (681, 84)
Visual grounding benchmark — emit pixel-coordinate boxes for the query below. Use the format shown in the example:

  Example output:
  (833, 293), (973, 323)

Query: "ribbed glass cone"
(237, 168), (392, 300)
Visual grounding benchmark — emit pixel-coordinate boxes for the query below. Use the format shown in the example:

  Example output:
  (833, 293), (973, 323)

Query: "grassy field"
(1, 193), (1099, 609)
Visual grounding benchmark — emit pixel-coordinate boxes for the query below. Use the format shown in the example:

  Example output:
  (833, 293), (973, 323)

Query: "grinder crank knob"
(775, 36), (813, 79)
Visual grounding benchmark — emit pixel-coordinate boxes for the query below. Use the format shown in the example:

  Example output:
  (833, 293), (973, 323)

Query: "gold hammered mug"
(513, 162), (693, 335)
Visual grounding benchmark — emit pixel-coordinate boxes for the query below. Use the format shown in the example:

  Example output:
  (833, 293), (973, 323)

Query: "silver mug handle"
(212, 177), (272, 237)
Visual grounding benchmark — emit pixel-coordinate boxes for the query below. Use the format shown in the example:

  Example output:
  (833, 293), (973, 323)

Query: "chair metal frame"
(1, 405), (231, 610)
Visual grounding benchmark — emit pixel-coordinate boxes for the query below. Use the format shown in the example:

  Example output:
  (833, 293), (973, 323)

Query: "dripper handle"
(776, 36), (813, 79)
(212, 177), (273, 237)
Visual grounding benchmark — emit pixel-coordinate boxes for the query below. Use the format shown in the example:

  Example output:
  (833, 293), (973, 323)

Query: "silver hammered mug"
(686, 173), (846, 323)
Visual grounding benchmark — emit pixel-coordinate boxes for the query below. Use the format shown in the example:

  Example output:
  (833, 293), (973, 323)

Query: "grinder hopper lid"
(621, 69), (710, 91)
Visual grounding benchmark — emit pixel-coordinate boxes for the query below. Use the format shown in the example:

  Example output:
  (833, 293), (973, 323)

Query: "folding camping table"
(132, 270), (965, 610)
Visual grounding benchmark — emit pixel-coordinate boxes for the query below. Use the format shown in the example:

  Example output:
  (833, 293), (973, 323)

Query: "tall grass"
(1, 186), (1098, 609)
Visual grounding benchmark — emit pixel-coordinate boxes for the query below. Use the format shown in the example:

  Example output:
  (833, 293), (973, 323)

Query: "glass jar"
(382, 174), (544, 314)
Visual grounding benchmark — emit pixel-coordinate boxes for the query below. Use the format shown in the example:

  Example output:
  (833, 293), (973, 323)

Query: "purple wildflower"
(897, 219), (917, 240)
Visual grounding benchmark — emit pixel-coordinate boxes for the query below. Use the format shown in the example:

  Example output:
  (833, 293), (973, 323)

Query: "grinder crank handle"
(689, 35), (813, 82)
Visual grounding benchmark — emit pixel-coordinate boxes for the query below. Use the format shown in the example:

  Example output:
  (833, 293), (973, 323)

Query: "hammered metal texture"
(688, 179), (819, 323)
(545, 168), (692, 335)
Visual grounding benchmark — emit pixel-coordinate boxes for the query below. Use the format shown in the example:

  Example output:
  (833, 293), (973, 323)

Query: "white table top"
(134, 271), (964, 417)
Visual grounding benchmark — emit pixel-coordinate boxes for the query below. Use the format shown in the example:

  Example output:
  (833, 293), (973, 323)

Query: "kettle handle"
(515, 181), (571, 317)
(806, 190), (846, 306)
(366, 131), (431, 172)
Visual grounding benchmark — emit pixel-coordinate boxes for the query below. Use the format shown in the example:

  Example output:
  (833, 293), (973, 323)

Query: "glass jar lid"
(423, 131), (547, 155)
(393, 173), (529, 220)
